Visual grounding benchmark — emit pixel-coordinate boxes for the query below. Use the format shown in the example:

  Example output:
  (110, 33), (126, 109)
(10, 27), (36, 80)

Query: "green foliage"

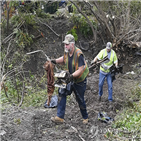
(70, 14), (97, 38)
(14, 29), (34, 48)
(10, 13), (36, 28)
(106, 85), (141, 140)
(71, 4), (78, 14)
(36, 8), (51, 19)
(1, 20), (7, 35)
(1, 79), (22, 104)
(95, 1), (141, 19)
(130, 84), (141, 100)
(113, 110), (141, 129)
(67, 28), (78, 41)
(1, 1), (58, 109)
(14, 118), (21, 125)
(23, 88), (47, 107)
(120, 1), (141, 18)
(10, 13), (36, 48)
(1, 74), (58, 108)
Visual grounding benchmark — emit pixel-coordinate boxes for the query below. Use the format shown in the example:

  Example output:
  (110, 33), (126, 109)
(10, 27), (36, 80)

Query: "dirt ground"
(1, 68), (141, 141)
(1, 17), (141, 141)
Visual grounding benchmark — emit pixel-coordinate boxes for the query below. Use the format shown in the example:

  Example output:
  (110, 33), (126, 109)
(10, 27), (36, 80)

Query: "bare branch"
(26, 50), (51, 61)
(71, 126), (86, 141)
(26, 50), (59, 72)
(37, 18), (60, 37)
(2, 21), (25, 44)
(85, 1), (115, 40)
(18, 82), (25, 107)
(70, 1), (96, 41)
(1, 39), (14, 77)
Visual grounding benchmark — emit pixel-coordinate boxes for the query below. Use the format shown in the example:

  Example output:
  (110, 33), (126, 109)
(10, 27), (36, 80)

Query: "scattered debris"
(44, 95), (58, 108)
(0, 130), (6, 136)
(126, 71), (135, 75)
(98, 112), (114, 123)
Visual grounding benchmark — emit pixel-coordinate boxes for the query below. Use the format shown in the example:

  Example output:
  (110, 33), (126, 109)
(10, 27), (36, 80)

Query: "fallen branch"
(71, 126), (86, 141)
(26, 50), (59, 72)
(2, 33), (14, 44)
(116, 29), (141, 47)
(2, 21), (25, 44)
(37, 18), (60, 37)
(26, 50), (50, 61)
(18, 82), (25, 107)
(70, 1), (96, 41)
(89, 55), (109, 69)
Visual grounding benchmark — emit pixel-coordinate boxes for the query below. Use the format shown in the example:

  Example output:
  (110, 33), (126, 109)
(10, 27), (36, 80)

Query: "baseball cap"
(63, 34), (75, 44)
(106, 42), (112, 49)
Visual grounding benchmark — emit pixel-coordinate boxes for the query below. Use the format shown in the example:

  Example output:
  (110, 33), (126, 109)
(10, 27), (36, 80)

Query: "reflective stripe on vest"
(64, 47), (89, 83)
(100, 49), (115, 73)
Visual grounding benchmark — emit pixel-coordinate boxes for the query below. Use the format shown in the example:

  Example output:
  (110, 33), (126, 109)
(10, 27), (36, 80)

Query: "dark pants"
(57, 79), (88, 119)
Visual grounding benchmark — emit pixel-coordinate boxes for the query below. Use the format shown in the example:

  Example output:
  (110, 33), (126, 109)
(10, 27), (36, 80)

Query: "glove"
(51, 59), (56, 64)
(116, 65), (119, 69)
(66, 72), (73, 83)
(116, 65), (123, 73)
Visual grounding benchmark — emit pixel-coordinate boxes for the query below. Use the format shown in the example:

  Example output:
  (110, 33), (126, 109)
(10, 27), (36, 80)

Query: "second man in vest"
(91, 42), (118, 102)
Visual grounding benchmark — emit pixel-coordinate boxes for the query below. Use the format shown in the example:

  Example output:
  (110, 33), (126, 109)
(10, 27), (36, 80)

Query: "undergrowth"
(69, 14), (97, 38)
(1, 74), (58, 109)
(105, 84), (141, 140)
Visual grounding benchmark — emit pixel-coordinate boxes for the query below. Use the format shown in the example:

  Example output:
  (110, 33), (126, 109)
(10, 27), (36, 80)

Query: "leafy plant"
(70, 14), (97, 38)
(14, 118), (21, 125)
(36, 8), (51, 19)
(67, 28), (78, 41)
(1, 73), (59, 108)
(14, 29), (34, 48)
(106, 85), (141, 140)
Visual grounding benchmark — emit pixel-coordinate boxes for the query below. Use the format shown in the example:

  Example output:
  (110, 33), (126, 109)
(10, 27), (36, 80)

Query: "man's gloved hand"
(116, 65), (123, 73)
(66, 72), (73, 83)
(116, 65), (119, 69)
(51, 59), (56, 64)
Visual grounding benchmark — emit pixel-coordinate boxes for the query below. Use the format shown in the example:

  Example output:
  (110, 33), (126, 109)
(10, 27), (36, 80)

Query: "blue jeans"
(99, 72), (113, 101)
(57, 79), (88, 119)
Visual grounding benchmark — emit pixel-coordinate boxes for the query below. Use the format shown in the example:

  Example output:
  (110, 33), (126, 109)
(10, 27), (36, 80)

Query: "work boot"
(83, 118), (88, 124)
(98, 96), (101, 102)
(51, 116), (64, 123)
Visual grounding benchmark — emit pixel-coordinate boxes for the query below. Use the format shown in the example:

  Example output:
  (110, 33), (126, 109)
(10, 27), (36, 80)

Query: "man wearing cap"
(50, 34), (89, 124)
(91, 42), (118, 102)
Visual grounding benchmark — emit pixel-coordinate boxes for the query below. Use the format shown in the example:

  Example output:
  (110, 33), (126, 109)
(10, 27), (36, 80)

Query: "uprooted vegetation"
(1, 1), (141, 140)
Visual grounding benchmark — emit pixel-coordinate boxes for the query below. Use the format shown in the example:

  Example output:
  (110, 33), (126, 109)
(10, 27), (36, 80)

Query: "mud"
(1, 70), (141, 141)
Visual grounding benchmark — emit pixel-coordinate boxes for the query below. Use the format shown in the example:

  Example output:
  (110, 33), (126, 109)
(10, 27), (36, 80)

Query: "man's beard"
(65, 46), (72, 53)
(65, 48), (69, 53)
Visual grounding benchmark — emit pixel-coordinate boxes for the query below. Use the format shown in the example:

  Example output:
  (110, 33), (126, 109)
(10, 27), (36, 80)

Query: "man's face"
(64, 43), (73, 53)
(106, 48), (111, 53)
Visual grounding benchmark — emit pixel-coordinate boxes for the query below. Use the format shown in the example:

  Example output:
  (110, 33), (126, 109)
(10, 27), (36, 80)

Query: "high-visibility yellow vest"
(64, 47), (89, 83)
(97, 48), (118, 73)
